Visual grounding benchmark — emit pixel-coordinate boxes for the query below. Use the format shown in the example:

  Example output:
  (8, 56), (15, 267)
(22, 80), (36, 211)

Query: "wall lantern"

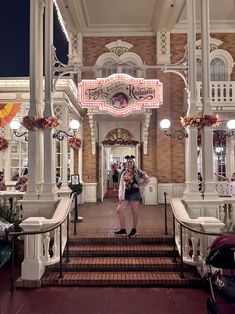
(10, 119), (80, 142)
(160, 119), (188, 140)
(53, 119), (80, 141)
(226, 119), (235, 135)
(10, 120), (28, 141)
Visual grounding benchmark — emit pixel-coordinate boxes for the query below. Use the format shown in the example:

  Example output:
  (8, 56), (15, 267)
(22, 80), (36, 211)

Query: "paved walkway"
(72, 198), (172, 237)
(1, 199), (235, 313)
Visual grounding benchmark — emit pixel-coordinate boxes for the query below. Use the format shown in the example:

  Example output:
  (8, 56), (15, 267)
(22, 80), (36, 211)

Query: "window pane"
(210, 58), (226, 81)
(11, 141), (19, 153)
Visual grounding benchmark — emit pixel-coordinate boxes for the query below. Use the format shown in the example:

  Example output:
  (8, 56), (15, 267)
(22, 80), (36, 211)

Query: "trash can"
(143, 176), (158, 205)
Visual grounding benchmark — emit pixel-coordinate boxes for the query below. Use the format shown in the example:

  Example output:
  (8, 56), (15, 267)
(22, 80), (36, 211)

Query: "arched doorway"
(99, 128), (140, 201)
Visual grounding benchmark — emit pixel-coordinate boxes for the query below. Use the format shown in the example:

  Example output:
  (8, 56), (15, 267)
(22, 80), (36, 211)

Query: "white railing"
(169, 196), (226, 277)
(196, 81), (235, 109)
(19, 197), (72, 281)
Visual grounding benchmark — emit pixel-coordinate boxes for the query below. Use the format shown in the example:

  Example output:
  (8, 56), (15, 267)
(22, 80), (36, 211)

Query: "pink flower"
(180, 114), (222, 129)
(68, 137), (81, 150)
(22, 116), (60, 131)
(0, 136), (8, 151)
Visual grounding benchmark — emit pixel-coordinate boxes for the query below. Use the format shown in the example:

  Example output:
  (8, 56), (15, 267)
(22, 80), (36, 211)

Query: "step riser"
(66, 252), (175, 257)
(49, 267), (190, 272)
(41, 281), (202, 288)
(68, 239), (174, 245)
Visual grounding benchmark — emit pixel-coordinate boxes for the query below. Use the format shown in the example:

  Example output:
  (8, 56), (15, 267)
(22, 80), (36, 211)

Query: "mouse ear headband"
(125, 155), (135, 160)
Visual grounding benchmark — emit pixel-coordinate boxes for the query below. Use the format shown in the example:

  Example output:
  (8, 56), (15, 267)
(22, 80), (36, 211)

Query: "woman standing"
(115, 155), (150, 237)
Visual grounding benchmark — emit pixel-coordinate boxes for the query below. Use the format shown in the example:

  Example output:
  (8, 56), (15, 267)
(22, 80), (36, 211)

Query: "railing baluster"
(10, 234), (15, 293)
(58, 224), (63, 279)
(73, 193), (78, 235)
(65, 215), (70, 263)
(172, 215), (177, 263)
(180, 224), (185, 278)
(164, 192), (168, 235)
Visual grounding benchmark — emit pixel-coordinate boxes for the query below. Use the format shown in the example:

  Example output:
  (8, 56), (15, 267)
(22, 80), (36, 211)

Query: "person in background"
(112, 163), (119, 191)
(56, 168), (62, 189)
(22, 167), (28, 176)
(115, 155), (150, 238)
(198, 172), (203, 192)
(15, 176), (28, 192)
(0, 171), (7, 191)
(11, 168), (19, 181)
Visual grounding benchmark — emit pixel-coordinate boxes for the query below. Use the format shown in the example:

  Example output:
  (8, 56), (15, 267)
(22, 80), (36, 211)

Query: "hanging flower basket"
(0, 136), (8, 151)
(22, 116), (60, 131)
(180, 114), (222, 129)
(68, 136), (81, 150)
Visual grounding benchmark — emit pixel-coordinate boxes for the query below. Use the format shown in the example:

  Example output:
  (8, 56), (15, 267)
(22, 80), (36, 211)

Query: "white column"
(41, 0), (57, 200)
(59, 105), (70, 194)
(3, 126), (11, 183)
(183, 128), (200, 199)
(200, 0), (217, 199)
(37, 0), (45, 194)
(183, 0), (201, 200)
(24, 0), (44, 200)
(227, 136), (235, 175)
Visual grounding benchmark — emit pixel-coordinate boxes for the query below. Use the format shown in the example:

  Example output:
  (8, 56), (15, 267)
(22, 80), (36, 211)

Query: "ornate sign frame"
(78, 74), (163, 117)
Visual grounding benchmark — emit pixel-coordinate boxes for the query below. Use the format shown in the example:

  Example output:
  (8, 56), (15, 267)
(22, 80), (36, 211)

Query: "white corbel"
(142, 110), (152, 155)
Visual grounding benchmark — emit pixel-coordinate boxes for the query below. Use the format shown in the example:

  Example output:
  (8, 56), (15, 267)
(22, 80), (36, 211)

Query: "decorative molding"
(196, 37), (223, 51)
(105, 40), (133, 56)
(156, 32), (171, 64)
(88, 111), (96, 155)
(68, 32), (83, 65)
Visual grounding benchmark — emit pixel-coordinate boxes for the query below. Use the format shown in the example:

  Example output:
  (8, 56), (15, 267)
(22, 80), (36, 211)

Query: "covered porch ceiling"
(56, 0), (235, 36)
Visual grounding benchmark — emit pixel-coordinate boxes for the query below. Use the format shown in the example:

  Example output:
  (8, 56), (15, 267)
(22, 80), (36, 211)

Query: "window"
(196, 59), (202, 81)
(210, 58), (226, 81)
(213, 130), (227, 178)
(196, 58), (226, 81)
(122, 61), (137, 77)
(55, 140), (62, 180)
(10, 139), (28, 180)
(102, 61), (117, 78)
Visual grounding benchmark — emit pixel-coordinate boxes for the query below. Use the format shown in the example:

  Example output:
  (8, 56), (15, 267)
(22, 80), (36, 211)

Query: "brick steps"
(38, 236), (202, 288)
(48, 256), (194, 272)
(40, 271), (202, 287)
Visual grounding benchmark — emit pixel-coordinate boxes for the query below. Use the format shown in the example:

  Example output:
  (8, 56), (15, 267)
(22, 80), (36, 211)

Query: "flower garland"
(102, 139), (139, 146)
(68, 136), (81, 150)
(0, 135), (8, 151)
(180, 114), (222, 129)
(22, 116), (60, 131)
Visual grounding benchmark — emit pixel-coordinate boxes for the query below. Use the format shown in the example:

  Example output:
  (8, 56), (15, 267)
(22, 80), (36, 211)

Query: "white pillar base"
(22, 260), (45, 280)
(183, 181), (203, 200)
(20, 199), (58, 219)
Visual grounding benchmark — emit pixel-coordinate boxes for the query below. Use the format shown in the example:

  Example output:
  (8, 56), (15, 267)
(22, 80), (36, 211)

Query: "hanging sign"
(78, 74), (163, 116)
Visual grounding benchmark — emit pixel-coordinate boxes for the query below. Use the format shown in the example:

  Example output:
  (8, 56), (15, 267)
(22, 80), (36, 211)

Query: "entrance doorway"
(98, 128), (141, 201)
(99, 144), (140, 201)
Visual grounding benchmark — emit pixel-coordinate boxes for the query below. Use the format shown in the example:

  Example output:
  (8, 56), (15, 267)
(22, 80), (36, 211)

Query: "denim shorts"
(125, 189), (141, 201)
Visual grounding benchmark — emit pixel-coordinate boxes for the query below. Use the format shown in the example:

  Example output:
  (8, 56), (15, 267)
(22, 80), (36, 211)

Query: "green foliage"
(68, 182), (83, 195)
(0, 201), (22, 232)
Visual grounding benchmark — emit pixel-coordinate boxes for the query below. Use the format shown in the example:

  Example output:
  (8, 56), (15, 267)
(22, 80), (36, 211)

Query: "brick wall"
(81, 33), (235, 185)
